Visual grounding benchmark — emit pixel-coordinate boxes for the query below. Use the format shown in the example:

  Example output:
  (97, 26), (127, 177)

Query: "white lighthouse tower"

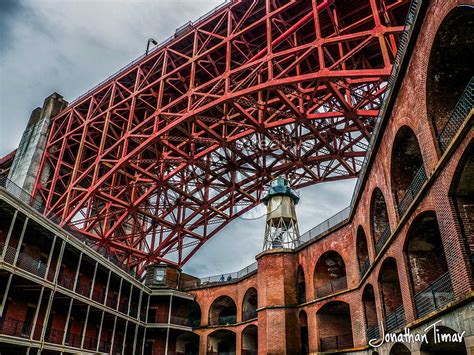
(262, 177), (300, 250)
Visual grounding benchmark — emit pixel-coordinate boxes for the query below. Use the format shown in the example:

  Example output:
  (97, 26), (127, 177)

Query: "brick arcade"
(0, 0), (473, 354)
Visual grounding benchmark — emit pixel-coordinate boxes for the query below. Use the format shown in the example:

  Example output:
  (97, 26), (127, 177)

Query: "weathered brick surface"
(182, 1), (474, 353)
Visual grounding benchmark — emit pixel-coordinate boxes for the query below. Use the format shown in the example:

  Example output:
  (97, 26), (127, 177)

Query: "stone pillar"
(8, 92), (67, 194)
(465, 335), (474, 355)
(256, 248), (299, 354)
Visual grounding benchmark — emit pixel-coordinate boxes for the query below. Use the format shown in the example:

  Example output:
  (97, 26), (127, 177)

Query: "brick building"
(0, 0), (473, 354)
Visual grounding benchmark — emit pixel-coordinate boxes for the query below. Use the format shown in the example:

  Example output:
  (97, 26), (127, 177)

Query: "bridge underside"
(33, 0), (410, 273)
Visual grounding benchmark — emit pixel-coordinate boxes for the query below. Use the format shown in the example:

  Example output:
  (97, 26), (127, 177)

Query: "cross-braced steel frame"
(33, 0), (410, 274)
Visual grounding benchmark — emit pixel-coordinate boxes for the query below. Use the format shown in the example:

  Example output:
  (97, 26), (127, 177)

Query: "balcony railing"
(242, 309), (257, 321)
(385, 305), (405, 332)
(0, 318), (32, 337)
(45, 327), (64, 344)
(437, 77), (474, 152)
(65, 332), (83, 348)
(181, 262), (257, 289)
(91, 288), (104, 303)
(366, 324), (380, 342)
(0, 175), (135, 277)
(414, 272), (454, 318)
(218, 315), (237, 325)
(374, 225), (391, 255)
(300, 207), (351, 245)
(57, 274), (75, 290)
(320, 334), (353, 352)
(119, 301), (129, 314)
(0, 242), (56, 280)
(75, 282), (92, 298)
(316, 276), (347, 298)
(359, 257), (370, 278)
(397, 165), (428, 217)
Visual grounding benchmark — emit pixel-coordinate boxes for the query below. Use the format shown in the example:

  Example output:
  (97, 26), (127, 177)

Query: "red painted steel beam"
(32, 0), (411, 273)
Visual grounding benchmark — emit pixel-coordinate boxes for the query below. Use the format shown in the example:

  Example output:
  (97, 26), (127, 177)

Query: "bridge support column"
(8, 92), (67, 194)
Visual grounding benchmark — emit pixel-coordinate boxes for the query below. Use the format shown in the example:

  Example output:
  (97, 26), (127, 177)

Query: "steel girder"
(33, 0), (410, 274)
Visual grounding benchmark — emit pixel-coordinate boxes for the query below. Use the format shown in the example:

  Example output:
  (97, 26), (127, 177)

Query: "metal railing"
(316, 276), (347, 298)
(397, 165), (428, 217)
(45, 327), (64, 344)
(374, 225), (391, 255)
(0, 242), (56, 280)
(385, 305), (405, 332)
(414, 272), (454, 318)
(242, 309), (257, 321)
(75, 282), (92, 298)
(437, 77), (474, 152)
(218, 315), (237, 325)
(182, 261), (257, 289)
(0, 175), (134, 277)
(366, 325), (380, 342)
(0, 318), (32, 338)
(359, 257), (370, 278)
(57, 274), (75, 290)
(299, 207), (351, 244)
(320, 334), (353, 352)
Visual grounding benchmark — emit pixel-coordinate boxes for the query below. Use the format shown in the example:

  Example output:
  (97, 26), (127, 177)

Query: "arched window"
(378, 258), (404, 332)
(389, 343), (410, 355)
(317, 301), (353, 352)
(426, 6), (474, 139)
(370, 188), (390, 254)
(208, 296), (237, 326)
(207, 329), (236, 355)
(176, 332), (199, 355)
(242, 325), (258, 355)
(174, 298), (201, 327)
(356, 226), (370, 277)
(297, 265), (306, 303)
(314, 251), (347, 298)
(299, 311), (309, 355)
(405, 211), (453, 318)
(421, 325), (467, 354)
(450, 140), (474, 276)
(362, 284), (379, 342)
(242, 288), (258, 321)
(391, 126), (425, 216)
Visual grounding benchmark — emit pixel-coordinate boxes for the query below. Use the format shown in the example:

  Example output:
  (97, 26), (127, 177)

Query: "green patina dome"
(262, 177), (300, 205)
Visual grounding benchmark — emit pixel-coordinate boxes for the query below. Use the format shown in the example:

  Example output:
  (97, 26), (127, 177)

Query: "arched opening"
(370, 188), (390, 254)
(362, 284), (379, 342)
(317, 301), (353, 352)
(242, 324), (258, 355)
(314, 251), (347, 298)
(297, 265), (306, 303)
(426, 6), (474, 137)
(378, 258), (405, 332)
(176, 331), (200, 355)
(389, 343), (410, 355)
(174, 298), (202, 327)
(207, 329), (236, 355)
(450, 140), (474, 276)
(421, 325), (467, 354)
(405, 211), (453, 318)
(356, 226), (370, 277)
(299, 311), (309, 355)
(391, 126), (425, 216)
(208, 296), (237, 326)
(242, 288), (258, 321)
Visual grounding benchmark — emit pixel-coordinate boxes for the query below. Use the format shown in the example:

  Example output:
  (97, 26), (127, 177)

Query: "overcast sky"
(0, 0), (356, 277)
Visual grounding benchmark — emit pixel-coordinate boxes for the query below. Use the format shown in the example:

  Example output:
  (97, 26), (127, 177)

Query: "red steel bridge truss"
(33, 0), (410, 273)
